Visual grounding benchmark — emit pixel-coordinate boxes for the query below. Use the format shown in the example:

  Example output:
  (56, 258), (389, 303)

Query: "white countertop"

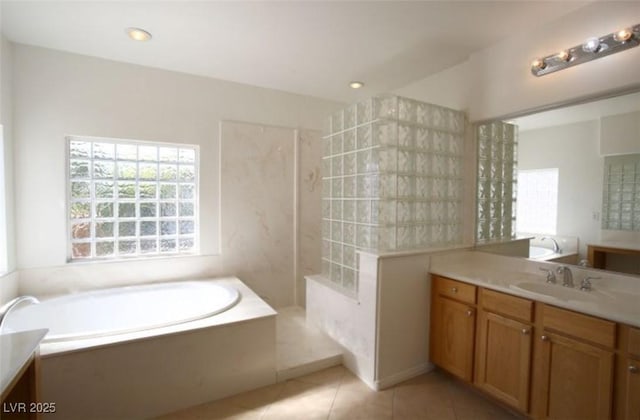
(1, 328), (48, 397)
(430, 251), (640, 328)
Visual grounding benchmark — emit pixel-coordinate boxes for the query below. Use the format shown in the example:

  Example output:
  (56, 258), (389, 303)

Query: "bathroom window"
(516, 168), (558, 235)
(67, 136), (199, 261)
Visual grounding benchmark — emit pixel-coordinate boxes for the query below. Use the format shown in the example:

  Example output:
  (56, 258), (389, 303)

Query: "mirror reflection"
(510, 91), (640, 275)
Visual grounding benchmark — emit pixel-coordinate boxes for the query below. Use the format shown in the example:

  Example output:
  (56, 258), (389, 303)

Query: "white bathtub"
(12, 277), (277, 420)
(6, 281), (240, 343)
(529, 246), (555, 259)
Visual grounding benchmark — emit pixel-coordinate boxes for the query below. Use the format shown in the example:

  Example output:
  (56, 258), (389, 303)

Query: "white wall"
(395, 2), (640, 121)
(12, 43), (340, 305)
(600, 111), (640, 156)
(518, 120), (603, 259)
(0, 35), (18, 302)
(394, 61), (471, 113)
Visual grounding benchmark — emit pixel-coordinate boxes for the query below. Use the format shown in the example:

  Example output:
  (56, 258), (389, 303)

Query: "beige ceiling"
(1, 1), (591, 102)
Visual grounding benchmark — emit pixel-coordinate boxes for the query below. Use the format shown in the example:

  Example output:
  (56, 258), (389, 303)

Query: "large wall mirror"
(486, 90), (640, 276)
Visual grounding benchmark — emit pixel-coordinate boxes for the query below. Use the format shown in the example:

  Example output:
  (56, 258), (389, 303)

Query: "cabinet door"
(431, 295), (475, 381)
(475, 311), (532, 411)
(538, 331), (614, 420)
(620, 357), (640, 420)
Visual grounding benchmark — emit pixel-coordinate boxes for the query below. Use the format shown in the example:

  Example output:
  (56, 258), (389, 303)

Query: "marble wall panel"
(220, 121), (296, 308)
(296, 129), (323, 307)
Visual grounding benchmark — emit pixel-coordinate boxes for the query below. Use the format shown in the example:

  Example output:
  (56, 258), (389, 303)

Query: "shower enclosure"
(321, 94), (466, 292)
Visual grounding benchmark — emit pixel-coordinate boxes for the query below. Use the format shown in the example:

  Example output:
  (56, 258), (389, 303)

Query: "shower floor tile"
(276, 306), (343, 382)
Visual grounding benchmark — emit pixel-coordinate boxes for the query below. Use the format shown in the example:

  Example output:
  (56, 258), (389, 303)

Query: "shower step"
(275, 306), (343, 382)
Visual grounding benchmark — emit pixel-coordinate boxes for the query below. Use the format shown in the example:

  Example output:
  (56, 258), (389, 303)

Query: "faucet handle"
(539, 267), (556, 284)
(580, 276), (601, 292)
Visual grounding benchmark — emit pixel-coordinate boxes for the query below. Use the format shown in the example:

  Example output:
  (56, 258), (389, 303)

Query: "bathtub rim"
(33, 277), (276, 358)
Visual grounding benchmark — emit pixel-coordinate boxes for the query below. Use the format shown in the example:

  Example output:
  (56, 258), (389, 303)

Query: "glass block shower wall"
(602, 154), (640, 231)
(476, 122), (518, 243)
(322, 95), (466, 292)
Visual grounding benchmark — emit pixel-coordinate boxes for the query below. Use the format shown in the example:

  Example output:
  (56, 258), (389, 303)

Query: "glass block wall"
(321, 95), (466, 292)
(476, 122), (518, 242)
(602, 154), (640, 231)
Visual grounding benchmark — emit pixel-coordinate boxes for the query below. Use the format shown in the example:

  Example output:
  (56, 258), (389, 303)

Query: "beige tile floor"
(157, 365), (523, 420)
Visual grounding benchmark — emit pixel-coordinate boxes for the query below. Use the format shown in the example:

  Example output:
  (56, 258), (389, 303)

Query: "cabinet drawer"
(433, 275), (476, 304)
(628, 326), (640, 358)
(542, 305), (616, 349)
(480, 288), (533, 322)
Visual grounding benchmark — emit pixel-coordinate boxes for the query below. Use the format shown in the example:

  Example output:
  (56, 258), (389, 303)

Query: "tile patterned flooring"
(157, 365), (523, 420)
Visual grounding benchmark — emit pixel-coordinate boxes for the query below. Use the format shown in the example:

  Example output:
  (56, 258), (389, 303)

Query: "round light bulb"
(126, 27), (152, 42)
(531, 58), (546, 70)
(349, 81), (364, 89)
(557, 50), (571, 62)
(582, 37), (601, 53)
(613, 28), (633, 43)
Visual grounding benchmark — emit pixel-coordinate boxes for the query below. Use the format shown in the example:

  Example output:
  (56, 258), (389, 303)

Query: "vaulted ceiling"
(1, 1), (591, 102)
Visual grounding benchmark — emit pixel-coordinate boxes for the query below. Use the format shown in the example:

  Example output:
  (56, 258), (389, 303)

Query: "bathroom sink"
(510, 281), (600, 303)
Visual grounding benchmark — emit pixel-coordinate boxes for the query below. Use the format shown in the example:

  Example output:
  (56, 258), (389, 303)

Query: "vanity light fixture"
(126, 27), (152, 42)
(349, 81), (364, 89)
(531, 23), (639, 77)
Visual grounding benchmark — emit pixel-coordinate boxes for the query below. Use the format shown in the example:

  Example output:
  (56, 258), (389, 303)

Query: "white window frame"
(516, 168), (559, 235)
(66, 135), (200, 261)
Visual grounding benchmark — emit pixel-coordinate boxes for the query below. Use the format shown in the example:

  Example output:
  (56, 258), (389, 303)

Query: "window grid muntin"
(67, 137), (199, 261)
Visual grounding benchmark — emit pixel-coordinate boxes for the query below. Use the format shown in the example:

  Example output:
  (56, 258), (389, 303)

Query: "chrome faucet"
(539, 267), (557, 284)
(556, 266), (574, 288)
(580, 276), (600, 292)
(541, 237), (561, 253)
(0, 295), (40, 332)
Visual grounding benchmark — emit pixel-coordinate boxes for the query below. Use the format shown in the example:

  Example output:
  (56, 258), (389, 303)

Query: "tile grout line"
(390, 386), (397, 420)
(258, 380), (288, 420)
(325, 367), (347, 419)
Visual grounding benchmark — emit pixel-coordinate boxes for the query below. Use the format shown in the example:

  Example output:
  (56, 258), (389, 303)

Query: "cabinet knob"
(629, 365), (639, 374)
(541, 335), (549, 341)
(452, 287), (458, 293)
(466, 309), (473, 317)
(522, 328), (530, 335)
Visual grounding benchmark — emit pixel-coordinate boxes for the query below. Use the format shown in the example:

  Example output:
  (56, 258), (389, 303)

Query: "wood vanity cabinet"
(616, 325), (640, 420)
(428, 273), (638, 420)
(531, 304), (616, 420)
(474, 289), (534, 412)
(430, 275), (477, 381)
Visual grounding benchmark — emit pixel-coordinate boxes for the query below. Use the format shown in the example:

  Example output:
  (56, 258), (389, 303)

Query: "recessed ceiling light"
(349, 81), (364, 89)
(126, 27), (152, 42)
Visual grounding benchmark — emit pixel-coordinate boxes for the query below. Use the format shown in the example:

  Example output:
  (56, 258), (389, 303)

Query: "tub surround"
(39, 277), (277, 419)
(0, 271), (19, 306)
(526, 234), (579, 263)
(474, 237), (530, 258)
(37, 277), (275, 357)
